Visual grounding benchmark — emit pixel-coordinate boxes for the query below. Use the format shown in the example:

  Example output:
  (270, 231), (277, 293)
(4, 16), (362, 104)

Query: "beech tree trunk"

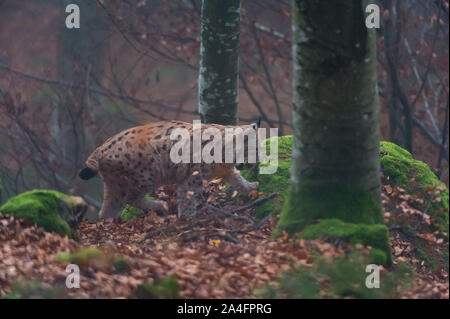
(276, 0), (383, 234)
(55, 0), (108, 169)
(198, 0), (241, 125)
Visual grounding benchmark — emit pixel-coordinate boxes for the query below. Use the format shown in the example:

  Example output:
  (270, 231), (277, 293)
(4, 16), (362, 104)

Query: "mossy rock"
(299, 218), (392, 266)
(241, 135), (292, 218)
(380, 141), (449, 231)
(370, 249), (388, 266)
(243, 137), (448, 228)
(133, 275), (180, 299)
(121, 195), (155, 221)
(0, 190), (87, 237)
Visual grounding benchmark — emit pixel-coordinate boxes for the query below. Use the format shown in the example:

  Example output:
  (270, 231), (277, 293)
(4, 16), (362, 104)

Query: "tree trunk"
(276, 0), (383, 234)
(383, 0), (412, 152)
(58, 0), (107, 83)
(198, 0), (241, 125)
(54, 0), (108, 170)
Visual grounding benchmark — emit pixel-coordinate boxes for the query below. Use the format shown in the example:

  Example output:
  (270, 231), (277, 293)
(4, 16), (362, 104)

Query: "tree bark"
(383, 0), (412, 152)
(198, 0), (241, 125)
(54, 0), (108, 169)
(276, 0), (383, 234)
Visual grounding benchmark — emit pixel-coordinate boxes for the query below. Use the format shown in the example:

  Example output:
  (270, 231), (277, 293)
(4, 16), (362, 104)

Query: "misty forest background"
(0, 0), (448, 211)
(0, 0), (448, 299)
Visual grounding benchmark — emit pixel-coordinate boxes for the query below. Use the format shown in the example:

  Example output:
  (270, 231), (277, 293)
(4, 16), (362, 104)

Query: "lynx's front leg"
(126, 194), (169, 215)
(228, 168), (258, 196)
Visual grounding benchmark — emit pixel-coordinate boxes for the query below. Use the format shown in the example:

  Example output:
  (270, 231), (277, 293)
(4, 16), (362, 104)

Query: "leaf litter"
(0, 178), (448, 298)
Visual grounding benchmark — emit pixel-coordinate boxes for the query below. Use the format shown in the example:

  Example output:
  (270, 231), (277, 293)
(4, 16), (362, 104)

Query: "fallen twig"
(206, 204), (255, 225)
(230, 192), (280, 214)
(233, 213), (273, 235)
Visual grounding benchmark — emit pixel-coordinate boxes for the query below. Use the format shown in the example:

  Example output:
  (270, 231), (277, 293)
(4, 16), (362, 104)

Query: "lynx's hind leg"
(99, 181), (126, 219)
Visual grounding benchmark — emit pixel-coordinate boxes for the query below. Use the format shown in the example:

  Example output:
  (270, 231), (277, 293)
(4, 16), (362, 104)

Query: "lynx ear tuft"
(251, 118), (262, 130)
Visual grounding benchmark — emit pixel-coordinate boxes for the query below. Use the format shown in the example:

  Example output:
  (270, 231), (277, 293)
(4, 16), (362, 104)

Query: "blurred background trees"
(0, 0), (448, 210)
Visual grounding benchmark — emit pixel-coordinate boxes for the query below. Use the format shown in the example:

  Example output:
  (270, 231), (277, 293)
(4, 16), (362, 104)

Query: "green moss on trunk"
(275, 184), (383, 237)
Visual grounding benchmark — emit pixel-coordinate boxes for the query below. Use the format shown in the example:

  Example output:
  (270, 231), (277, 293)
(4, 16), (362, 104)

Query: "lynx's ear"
(251, 119), (261, 130)
(251, 118), (261, 130)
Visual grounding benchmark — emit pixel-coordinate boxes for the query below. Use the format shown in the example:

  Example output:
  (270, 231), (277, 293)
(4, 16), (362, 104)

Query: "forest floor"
(0, 179), (448, 299)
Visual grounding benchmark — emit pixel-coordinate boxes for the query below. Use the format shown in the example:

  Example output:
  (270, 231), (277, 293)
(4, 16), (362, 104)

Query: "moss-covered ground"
(299, 219), (392, 266)
(256, 250), (413, 299)
(55, 247), (129, 273)
(133, 275), (180, 299)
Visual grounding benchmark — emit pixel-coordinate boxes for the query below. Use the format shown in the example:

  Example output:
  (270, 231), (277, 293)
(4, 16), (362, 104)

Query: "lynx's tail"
(79, 148), (100, 180)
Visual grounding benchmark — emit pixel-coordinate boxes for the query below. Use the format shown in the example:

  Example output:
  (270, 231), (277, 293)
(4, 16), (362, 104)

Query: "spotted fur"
(80, 120), (259, 219)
